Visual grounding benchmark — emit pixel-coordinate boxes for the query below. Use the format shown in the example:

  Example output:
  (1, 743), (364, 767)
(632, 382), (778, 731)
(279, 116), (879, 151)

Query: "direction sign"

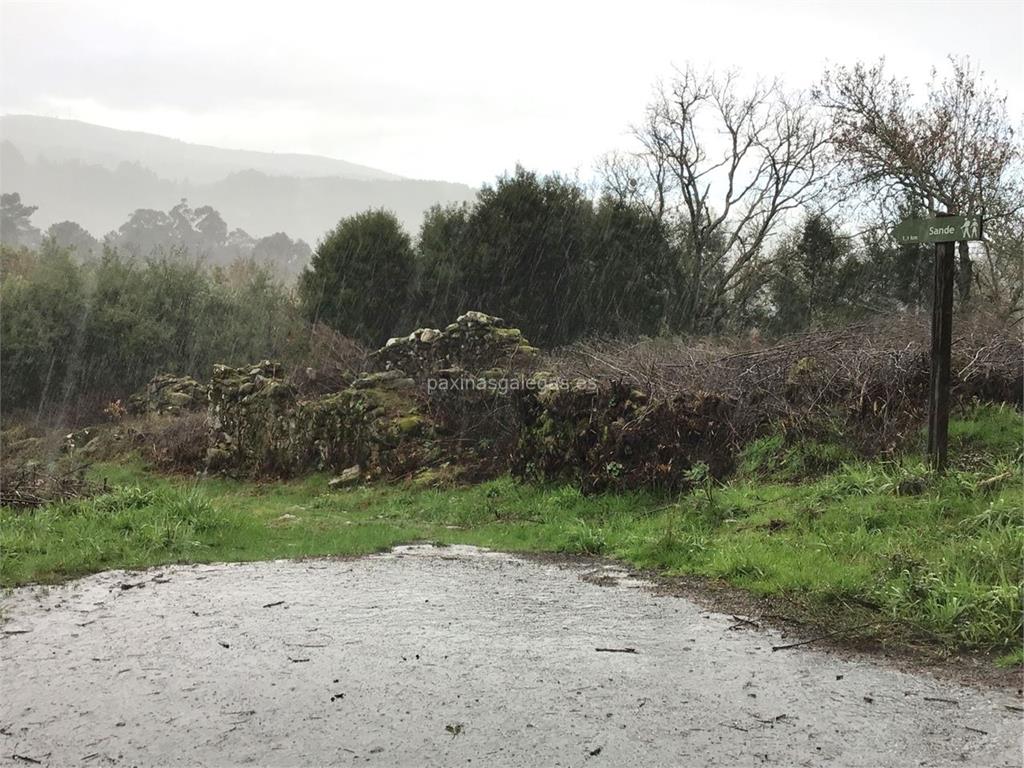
(892, 215), (983, 244)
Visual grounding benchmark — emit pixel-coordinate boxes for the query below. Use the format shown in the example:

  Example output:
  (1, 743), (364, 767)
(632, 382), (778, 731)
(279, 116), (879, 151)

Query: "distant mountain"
(0, 115), (402, 183)
(0, 117), (477, 245)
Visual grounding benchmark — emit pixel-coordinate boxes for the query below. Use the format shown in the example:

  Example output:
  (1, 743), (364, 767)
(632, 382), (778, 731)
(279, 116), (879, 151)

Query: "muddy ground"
(1, 545), (1022, 767)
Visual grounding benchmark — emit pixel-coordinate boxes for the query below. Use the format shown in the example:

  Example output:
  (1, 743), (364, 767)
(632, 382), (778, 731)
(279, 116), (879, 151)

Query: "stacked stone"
(205, 360), (429, 477)
(126, 373), (206, 415)
(373, 311), (538, 378)
(374, 327), (445, 376)
(206, 361), (295, 470)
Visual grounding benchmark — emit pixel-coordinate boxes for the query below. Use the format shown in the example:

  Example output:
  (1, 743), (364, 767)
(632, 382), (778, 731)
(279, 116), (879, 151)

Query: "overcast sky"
(2, 0), (1021, 185)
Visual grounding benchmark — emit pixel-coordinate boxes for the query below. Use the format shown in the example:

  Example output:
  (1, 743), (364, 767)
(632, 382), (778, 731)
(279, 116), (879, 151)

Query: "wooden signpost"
(892, 213), (983, 471)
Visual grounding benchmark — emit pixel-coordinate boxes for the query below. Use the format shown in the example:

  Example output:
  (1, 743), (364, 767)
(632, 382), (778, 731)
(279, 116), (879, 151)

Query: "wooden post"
(927, 219), (956, 472)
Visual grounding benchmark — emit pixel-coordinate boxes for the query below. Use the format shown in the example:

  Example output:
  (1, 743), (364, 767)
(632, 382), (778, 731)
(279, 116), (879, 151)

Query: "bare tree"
(976, 209), (1024, 313)
(816, 57), (1023, 301)
(604, 66), (834, 331)
(597, 150), (671, 222)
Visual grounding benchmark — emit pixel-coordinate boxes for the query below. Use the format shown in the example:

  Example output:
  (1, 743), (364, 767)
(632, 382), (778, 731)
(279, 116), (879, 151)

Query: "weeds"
(560, 520), (607, 555)
(739, 433), (855, 482)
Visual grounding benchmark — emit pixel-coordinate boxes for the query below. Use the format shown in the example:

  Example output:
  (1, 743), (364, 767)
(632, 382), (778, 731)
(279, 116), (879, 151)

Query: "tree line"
(302, 58), (1022, 345)
(1, 195), (311, 276)
(1, 243), (304, 419)
(2, 57), (1021, 420)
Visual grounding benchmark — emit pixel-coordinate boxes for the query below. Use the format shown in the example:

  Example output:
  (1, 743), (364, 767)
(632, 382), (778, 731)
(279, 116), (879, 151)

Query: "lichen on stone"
(127, 373), (206, 415)
(371, 310), (538, 379)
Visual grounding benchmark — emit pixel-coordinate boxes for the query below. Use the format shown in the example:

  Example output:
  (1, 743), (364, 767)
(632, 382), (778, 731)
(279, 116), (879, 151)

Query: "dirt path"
(1, 545), (1021, 767)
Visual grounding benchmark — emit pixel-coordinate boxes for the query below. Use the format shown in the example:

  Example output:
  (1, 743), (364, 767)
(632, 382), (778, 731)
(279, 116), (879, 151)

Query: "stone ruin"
(199, 312), (541, 479)
(371, 311), (538, 378)
(205, 362), (432, 478)
(114, 308), (1024, 491)
(127, 373), (206, 415)
(126, 310), (727, 490)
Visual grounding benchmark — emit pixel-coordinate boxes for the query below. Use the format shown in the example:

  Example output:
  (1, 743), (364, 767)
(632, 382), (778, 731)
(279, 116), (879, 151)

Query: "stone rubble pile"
(122, 312), (736, 489)
(204, 360), (429, 477)
(372, 311), (538, 378)
(127, 373), (206, 415)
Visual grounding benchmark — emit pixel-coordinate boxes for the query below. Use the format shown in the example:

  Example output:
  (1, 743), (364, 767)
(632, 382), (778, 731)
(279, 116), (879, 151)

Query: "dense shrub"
(0, 243), (307, 423)
(298, 209), (414, 346)
(406, 170), (676, 346)
(144, 412), (211, 470)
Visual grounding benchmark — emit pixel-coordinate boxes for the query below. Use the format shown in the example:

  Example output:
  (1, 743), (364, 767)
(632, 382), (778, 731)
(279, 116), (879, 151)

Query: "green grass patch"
(948, 402), (1024, 466)
(3, 404), (1022, 656)
(739, 432), (856, 481)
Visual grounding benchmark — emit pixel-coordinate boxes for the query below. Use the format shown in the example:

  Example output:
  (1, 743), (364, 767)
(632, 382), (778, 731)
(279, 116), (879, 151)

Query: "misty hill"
(0, 117), (477, 244)
(1, 115), (402, 183)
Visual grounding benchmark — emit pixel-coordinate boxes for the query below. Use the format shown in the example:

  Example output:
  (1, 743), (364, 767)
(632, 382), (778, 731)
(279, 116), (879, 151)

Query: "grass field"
(2, 404), (1021, 659)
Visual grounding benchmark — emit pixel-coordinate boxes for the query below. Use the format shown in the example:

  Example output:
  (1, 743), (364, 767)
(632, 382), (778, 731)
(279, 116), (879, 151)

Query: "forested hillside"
(0, 117), (477, 242)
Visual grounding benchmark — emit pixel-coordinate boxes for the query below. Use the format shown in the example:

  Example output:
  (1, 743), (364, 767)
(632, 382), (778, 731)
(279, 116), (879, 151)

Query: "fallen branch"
(728, 616), (761, 631)
(977, 471), (1013, 489)
(771, 622), (878, 652)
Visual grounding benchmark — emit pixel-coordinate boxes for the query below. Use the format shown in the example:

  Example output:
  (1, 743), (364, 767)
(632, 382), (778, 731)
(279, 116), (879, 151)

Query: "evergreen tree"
(298, 209), (414, 345)
(767, 213), (853, 334)
(583, 197), (676, 337)
(411, 202), (472, 330)
(0, 192), (42, 248)
(458, 167), (593, 346)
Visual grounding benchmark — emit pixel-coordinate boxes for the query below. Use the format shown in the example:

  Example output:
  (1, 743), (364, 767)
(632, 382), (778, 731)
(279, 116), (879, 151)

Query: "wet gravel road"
(1, 545), (1021, 767)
